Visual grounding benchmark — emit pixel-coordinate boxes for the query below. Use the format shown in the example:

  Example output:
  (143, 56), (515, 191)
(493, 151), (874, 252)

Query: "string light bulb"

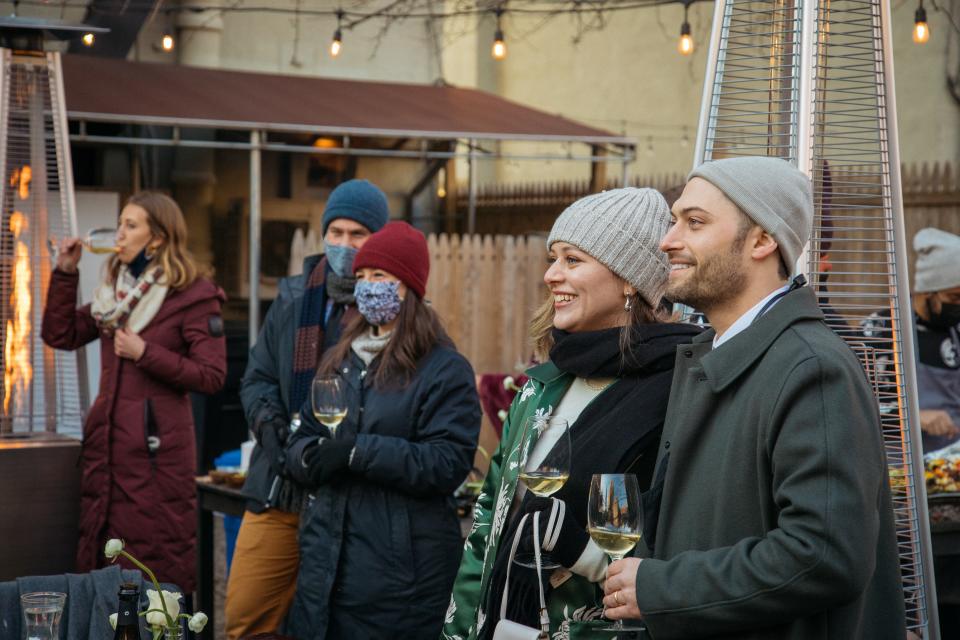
(913, 2), (930, 43)
(161, 32), (175, 52)
(678, 4), (694, 55)
(330, 9), (344, 58)
(492, 7), (506, 60)
(82, 32), (94, 46)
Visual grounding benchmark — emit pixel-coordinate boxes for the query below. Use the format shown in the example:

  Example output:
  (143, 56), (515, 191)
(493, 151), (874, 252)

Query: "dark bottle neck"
(114, 585), (141, 639)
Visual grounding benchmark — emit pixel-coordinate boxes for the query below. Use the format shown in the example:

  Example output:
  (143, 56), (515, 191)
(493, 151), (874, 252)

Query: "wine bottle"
(114, 583), (142, 640)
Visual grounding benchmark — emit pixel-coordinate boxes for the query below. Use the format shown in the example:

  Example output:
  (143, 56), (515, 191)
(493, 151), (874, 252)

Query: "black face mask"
(927, 302), (960, 331)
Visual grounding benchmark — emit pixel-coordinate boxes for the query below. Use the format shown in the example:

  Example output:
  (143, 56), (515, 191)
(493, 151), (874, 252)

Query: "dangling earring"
(624, 294), (633, 312)
(145, 245), (157, 260)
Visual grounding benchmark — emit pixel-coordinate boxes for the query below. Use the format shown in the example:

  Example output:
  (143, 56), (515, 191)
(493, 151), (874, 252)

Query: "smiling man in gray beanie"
(602, 156), (906, 640)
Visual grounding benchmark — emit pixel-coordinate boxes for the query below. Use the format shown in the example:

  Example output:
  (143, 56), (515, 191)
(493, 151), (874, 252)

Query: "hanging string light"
(678, 2), (694, 55)
(161, 31), (175, 52)
(913, 0), (930, 43)
(330, 9), (344, 57)
(492, 7), (507, 60)
(82, 32), (95, 46)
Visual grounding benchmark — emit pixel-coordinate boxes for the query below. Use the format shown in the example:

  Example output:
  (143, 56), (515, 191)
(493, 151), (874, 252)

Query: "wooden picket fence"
(425, 233), (548, 374)
(431, 162), (960, 373)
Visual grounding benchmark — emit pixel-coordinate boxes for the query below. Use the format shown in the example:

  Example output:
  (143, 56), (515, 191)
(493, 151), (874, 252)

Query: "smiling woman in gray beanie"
(443, 188), (701, 640)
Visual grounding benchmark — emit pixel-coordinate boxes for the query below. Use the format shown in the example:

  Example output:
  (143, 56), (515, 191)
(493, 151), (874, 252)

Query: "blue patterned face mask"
(355, 280), (402, 326)
(324, 242), (359, 278)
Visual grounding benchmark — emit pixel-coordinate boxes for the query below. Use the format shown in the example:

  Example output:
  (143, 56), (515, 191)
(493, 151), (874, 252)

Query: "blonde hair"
(107, 191), (202, 290)
(529, 291), (669, 362)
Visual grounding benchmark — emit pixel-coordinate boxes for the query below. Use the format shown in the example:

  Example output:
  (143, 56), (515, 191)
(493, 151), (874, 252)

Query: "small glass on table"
(20, 592), (66, 640)
(587, 473), (646, 633)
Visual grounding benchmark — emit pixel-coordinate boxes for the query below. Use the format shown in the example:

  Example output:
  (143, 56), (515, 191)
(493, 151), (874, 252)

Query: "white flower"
(533, 405), (553, 420)
(145, 589), (181, 626)
(187, 613), (208, 633)
(109, 614), (118, 631)
(444, 595), (457, 625)
(491, 481), (512, 540)
(519, 382), (536, 404)
(104, 539), (124, 559)
(497, 409), (508, 422)
(503, 376), (515, 391)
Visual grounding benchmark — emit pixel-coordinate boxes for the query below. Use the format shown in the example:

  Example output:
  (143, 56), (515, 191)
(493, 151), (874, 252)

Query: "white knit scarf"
(350, 328), (392, 365)
(90, 265), (169, 334)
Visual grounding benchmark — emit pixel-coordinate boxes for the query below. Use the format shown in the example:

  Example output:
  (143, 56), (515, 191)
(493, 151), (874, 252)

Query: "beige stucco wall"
(442, 1), (960, 184)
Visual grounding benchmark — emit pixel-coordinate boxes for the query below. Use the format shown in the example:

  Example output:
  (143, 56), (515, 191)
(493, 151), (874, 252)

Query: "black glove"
(302, 435), (357, 487)
(257, 415), (291, 476)
(518, 497), (590, 569)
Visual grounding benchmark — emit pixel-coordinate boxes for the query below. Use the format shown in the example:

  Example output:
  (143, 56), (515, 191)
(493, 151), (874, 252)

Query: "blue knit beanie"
(322, 179), (390, 234)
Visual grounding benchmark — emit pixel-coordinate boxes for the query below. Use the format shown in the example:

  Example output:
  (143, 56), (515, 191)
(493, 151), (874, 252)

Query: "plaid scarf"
(291, 259), (330, 413)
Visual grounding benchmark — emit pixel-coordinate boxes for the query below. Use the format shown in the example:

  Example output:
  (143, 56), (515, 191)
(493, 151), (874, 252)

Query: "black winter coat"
(285, 343), (482, 639)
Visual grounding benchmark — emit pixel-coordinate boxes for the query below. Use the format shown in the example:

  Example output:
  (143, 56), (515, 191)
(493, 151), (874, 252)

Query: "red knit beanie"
(352, 221), (430, 298)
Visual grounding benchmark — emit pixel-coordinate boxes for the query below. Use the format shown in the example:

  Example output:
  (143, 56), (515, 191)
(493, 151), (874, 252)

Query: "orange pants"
(225, 509), (300, 640)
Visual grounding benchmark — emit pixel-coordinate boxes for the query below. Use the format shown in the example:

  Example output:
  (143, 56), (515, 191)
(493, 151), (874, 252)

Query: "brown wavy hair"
(318, 293), (452, 389)
(106, 191), (201, 290)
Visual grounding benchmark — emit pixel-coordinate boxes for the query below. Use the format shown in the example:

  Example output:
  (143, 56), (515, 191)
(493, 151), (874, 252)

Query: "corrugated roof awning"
(62, 55), (631, 146)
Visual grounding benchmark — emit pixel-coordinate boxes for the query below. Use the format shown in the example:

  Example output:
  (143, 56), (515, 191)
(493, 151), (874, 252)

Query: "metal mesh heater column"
(0, 48), (86, 434)
(694, 0), (937, 635)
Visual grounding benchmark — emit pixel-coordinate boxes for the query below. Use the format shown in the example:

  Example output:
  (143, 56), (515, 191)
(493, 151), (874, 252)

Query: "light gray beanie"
(913, 227), (960, 293)
(547, 187), (671, 307)
(688, 157), (813, 275)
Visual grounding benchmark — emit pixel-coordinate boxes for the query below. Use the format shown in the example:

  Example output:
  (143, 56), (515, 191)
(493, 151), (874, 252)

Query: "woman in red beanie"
(283, 221), (482, 639)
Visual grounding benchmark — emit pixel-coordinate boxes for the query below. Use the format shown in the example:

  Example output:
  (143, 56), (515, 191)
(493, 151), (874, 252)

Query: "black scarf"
(480, 322), (701, 637)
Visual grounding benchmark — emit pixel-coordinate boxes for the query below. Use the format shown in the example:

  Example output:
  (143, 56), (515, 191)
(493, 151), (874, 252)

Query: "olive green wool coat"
(635, 287), (907, 639)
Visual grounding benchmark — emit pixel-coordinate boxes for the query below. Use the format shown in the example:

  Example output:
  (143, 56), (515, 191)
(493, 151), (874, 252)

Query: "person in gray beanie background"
(910, 226), (960, 640)
(602, 157), (906, 639)
(225, 177), (389, 638)
(442, 187), (702, 639)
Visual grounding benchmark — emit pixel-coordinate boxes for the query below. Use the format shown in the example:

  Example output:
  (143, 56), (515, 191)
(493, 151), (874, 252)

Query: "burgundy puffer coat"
(41, 268), (226, 593)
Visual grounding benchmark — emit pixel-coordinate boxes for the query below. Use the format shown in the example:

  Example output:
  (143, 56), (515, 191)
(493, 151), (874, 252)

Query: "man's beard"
(666, 242), (748, 312)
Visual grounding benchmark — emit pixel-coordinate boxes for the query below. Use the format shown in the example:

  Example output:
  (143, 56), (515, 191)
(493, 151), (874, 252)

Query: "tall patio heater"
(0, 15), (104, 579)
(693, 0), (937, 635)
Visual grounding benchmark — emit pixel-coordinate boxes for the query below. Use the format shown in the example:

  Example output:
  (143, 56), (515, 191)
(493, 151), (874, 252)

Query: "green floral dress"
(441, 362), (614, 640)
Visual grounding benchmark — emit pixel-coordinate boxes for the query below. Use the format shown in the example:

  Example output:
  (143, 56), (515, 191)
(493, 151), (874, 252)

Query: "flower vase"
(163, 626), (183, 640)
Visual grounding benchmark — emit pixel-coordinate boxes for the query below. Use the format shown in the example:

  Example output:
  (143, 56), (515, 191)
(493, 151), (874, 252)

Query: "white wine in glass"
(517, 415), (571, 498)
(588, 473), (645, 632)
(311, 375), (348, 437)
(84, 228), (119, 254)
(514, 415), (571, 569)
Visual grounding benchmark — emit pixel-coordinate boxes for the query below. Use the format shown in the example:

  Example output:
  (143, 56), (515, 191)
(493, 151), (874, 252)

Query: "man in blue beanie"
(226, 179), (389, 638)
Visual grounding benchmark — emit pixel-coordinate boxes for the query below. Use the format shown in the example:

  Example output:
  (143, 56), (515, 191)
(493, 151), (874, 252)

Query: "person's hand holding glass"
(51, 228), (118, 273)
(515, 415), (570, 568)
(588, 473), (645, 632)
(311, 374), (348, 438)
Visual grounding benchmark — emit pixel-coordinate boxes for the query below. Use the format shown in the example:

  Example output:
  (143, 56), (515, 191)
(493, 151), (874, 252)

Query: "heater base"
(0, 433), (80, 580)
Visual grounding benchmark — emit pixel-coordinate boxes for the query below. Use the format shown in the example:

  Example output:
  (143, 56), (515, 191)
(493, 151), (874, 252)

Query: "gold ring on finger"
(614, 590), (624, 606)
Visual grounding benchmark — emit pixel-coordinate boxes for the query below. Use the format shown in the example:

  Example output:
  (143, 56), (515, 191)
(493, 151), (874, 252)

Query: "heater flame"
(4, 211), (32, 416)
(9, 166), (31, 200)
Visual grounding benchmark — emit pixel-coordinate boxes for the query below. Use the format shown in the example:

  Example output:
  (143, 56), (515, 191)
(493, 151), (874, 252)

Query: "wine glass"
(83, 228), (119, 254)
(311, 375), (348, 438)
(514, 415), (570, 568)
(587, 473), (645, 632)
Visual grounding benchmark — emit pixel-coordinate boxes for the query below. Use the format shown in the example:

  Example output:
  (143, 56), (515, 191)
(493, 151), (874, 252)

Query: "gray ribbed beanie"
(688, 157), (813, 275)
(547, 188), (671, 307)
(913, 227), (960, 293)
